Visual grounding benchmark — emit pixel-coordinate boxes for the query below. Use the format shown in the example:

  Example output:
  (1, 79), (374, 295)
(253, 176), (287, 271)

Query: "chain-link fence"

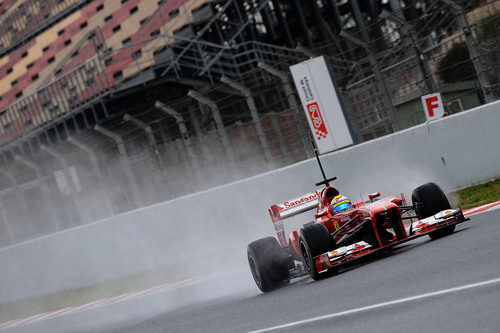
(330, 1), (500, 141)
(0, 1), (499, 248)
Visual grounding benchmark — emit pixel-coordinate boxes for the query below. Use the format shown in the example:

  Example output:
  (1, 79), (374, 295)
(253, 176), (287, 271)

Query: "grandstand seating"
(0, 0), (215, 143)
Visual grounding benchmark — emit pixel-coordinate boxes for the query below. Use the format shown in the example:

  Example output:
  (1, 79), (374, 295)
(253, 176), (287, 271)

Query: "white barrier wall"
(1, 101), (499, 303)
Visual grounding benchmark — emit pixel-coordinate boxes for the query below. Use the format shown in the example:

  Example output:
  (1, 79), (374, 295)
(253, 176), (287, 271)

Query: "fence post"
(257, 62), (311, 155)
(382, 12), (438, 94)
(187, 90), (238, 177)
(123, 113), (170, 191)
(188, 104), (212, 165)
(496, 30), (500, 97)
(220, 76), (273, 165)
(67, 136), (114, 216)
(0, 198), (13, 245)
(269, 112), (291, 163)
(40, 145), (83, 225)
(344, 0), (400, 131)
(94, 125), (143, 208)
(0, 169), (20, 244)
(155, 101), (203, 185)
(440, 0), (495, 103)
(340, 29), (400, 132)
(14, 155), (61, 231)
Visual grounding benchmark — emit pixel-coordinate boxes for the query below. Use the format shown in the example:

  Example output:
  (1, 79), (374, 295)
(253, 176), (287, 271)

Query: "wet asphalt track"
(6, 209), (500, 333)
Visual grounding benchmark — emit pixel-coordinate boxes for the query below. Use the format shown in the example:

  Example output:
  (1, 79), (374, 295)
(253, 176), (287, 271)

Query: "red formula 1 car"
(247, 154), (469, 292)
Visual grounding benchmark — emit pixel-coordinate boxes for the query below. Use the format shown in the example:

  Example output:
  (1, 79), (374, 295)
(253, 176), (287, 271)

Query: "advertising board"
(290, 56), (354, 154)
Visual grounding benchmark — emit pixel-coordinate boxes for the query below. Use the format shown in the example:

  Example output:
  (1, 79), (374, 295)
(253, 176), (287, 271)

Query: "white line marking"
(248, 277), (500, 333)
(0, 272), (230, 330)
(463, 200), (500, 215)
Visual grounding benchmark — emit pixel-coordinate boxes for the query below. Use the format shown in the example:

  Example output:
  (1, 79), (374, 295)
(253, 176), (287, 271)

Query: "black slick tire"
(298, 223), (334, 280)
(412, 182), (455, 239)
(247, 237), (290, 292)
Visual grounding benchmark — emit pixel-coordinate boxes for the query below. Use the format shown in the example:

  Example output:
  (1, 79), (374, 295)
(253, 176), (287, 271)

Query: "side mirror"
(368, 192), (381, 203)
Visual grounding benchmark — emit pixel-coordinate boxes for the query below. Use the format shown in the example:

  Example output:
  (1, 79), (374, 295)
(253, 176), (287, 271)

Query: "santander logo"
(278, 192), (319, 211)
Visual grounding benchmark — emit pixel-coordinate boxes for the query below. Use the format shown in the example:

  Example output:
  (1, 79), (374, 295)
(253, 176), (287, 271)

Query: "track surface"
(5, 209), (500, 333)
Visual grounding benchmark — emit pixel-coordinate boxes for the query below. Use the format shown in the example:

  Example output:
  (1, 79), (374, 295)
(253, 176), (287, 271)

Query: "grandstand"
(0, 0), (498, 247)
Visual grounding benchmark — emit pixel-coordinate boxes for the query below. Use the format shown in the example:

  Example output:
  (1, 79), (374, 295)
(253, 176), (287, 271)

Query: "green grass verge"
(455, 179), (500, 210)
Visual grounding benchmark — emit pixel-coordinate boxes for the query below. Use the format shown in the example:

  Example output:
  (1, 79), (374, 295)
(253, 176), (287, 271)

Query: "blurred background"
(0, 0), (498, 248)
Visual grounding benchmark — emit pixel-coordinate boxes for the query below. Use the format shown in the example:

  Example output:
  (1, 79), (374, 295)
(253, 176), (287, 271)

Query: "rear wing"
(269, 191), (320, 222)
(269, 191), (320, 247)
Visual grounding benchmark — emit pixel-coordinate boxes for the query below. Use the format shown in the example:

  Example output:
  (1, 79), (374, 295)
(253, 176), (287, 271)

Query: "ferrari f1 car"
(247, 153), (469, 292)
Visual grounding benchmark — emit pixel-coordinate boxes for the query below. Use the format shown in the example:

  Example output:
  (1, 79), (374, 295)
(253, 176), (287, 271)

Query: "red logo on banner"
(307, 102), (328, 140)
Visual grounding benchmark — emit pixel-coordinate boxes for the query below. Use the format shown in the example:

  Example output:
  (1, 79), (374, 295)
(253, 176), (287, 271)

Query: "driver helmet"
(331, 195), (352, 215)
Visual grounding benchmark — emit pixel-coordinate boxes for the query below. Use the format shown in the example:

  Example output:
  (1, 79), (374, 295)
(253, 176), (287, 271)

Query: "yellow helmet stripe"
(332, 199), (350, 208)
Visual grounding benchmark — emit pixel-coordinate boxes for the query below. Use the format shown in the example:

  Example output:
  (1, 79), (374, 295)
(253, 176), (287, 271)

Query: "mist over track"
(1, 102), (499, 305)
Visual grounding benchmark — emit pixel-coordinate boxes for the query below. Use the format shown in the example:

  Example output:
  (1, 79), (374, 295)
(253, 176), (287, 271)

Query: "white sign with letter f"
(421, 93), (445, 121)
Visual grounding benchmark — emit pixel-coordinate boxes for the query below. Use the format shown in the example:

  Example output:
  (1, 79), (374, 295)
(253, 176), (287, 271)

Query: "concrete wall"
(1, 100), (499, 303)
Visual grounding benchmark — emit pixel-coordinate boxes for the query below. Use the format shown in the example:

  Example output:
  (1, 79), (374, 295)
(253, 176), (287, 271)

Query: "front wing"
(314, 208), (469, 274)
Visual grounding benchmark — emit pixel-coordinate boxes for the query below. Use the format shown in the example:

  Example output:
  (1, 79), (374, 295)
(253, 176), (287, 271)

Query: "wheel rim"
(414, 199), (426, 219)
(299, 241), (311, 271)
(248, 254), (261, 286)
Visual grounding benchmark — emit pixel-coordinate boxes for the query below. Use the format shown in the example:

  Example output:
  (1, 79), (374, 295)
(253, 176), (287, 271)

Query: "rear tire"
(247, 237), (290, 292)
(412, 182), (455, 239)
(298, 224), (334, 280)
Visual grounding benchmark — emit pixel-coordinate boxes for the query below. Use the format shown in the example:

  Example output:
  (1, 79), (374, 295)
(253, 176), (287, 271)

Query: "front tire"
(298, 224), (334, 280)
(247, 237), (290, 292)
(412, 182), (455, 239)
